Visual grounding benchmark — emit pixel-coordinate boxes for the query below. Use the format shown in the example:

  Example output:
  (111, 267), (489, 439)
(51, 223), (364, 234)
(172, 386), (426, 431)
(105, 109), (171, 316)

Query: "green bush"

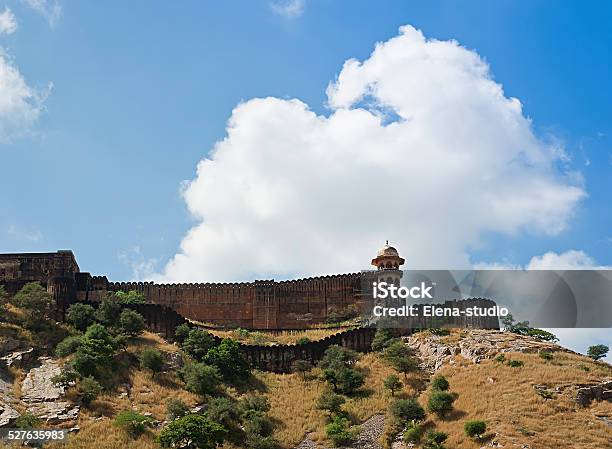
(464, 419), (487, 439)
(371, 328), (397, 351)
(383, 374), (402, 396)
(114, 410), (153, 438)
(139, 348), (164, 377)
(14, 412), (40, 429)
(55, 335), (83, 357)
(180, 363), (222, 396)
(11, 282), (54, 325)
(158, 414), (226, 449)
(319, 345), (360, 370)
(296, 336), (311, 345)
(427, 391), (456, 418)
(389, 398), (425, 422)
(291, 359), (313, 379)
(325, 415), (358, 446)
(174, 323), (191, 344)
(78, 376), (103, 405)
(431, 375), (449, 391)
(539, 351), (553, 361)
(507, 360), (524, 368)
(403, 422), (423, 444)
(182, 329), (216, 361)
(429, 328), (451, 336)
(204, 397), (242, 442)
(113, 290), (146, 305)
(383, 341), (418, 378)
(95, 297), (122, 325)
(51, 367), (78, 388)
(66, 303), (97, 332)
(240, 395), (271, 416)
(423, 430), (448, 449)
(119, 309), (145, 336)
(494, 354), (506, 363)
(316, 391), (346, 416)
(166, 398), (190, 420)
(71, 323), (118, 378)
(203, 338), (250, 382)
(587, 344), (609, 361)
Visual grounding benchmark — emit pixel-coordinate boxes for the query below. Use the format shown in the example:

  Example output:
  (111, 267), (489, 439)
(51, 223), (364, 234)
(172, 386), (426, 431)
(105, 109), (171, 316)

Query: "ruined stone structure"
(0, 244), (499, 331)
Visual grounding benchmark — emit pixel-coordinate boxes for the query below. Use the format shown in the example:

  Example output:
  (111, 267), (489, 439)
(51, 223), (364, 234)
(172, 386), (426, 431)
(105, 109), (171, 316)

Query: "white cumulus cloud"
(526, 250), (609, 270)
(158, 25), (585, 283)
(270, 0), (305, 19)
(0, 50), (48, 143)
(0, 8), (17, 34)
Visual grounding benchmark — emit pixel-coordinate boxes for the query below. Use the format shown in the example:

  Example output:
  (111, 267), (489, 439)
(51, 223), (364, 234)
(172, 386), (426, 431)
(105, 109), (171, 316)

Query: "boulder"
(21, 358), (64, 402)
(0, 402), (19, 427)
(26, 401), (80, 424)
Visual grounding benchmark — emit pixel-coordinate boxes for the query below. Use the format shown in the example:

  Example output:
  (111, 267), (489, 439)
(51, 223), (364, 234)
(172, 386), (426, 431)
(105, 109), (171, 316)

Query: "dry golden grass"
(207, 328), (350, 345)
(422, 351), (612, 449)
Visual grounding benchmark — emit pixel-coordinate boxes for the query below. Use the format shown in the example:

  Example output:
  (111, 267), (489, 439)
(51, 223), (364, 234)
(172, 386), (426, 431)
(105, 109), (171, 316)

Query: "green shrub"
(507, 360), (524, 368)
(464, 419), (487, 439)
(423, 430), (448, 449)
(290, 359), (313, 379)
(494, 354), (506, 363)
(158, 414), (226, 449)
(55, 335), (83, 357)
(139, 348), (164, 377)
(14, 412), (40, 429)
(296, 336), (311, 345)
(119, 309), (145, 336)
(431, 375), (449, 391)
(173, 323), (191, 344)
(78, 376), (103, 405)
(180, 363), (221, 396)
(95, 297), (122, 326)
(11, 282), (54, 324)
(66, 303), (97, 332)
(51, 367), (78, 388)
(316, 391), (346, 416)
(182, 329), (216, 361)
(383, 341), (418, 378)
(71, 323), (118, 378)
(539, 351), (553, 361)
(319, 345), (360, 369)
(166, 398), (190, 420)
(429, 328), (451, 336)
(383, 374), (402, 396)
(427, 391), (456, 418)
(325, 415), (358, 446)
(371, 328), (397, 351)
(113, 290), (146, 305)
(204, 397), (242, 442)
(114, 410), (153, 438)
(240, 395), (271, 416)
(403, 422), (423, 444)
(536, 388), (554, 400)
(203, 338), (250, 382)
(390, 398), (425, 422)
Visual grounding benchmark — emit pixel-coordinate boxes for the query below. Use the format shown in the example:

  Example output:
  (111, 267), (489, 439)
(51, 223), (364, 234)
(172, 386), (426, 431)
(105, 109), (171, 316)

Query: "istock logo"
(372, 281), (434, 299)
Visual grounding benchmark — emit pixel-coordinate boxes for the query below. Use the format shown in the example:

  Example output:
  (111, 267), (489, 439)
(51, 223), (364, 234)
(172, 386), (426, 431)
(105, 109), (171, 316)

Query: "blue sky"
(1, 0), (611, 281)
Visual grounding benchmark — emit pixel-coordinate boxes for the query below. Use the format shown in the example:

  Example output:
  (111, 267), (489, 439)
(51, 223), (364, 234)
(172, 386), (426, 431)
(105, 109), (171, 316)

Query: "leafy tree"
(182, 329), (216, 361)
(240, 395), (271, 417)
(95, 297), (122, 326)
(205, 397), (242, 442)
(427, 391), (456, 418)
(316, 391), (346, 416)
(502, 314), (558, 342)
(174, 323), (191, 344)
(525, 328), (559, 342)
(66, 303), (96, 332)
(383, 341), (418, 379)
(587, 344), (609, 361)
(55, 335), (83, 357)
(140, 348), (165, 377)
(11, 282), (54, 324)
(291, 359), (313, 379)
(319, 345), (363, 393)
(325, 415), (358, 446)
(244, 413), (274, 438)
(72, 323), (118, 378)
(114, 410), (153, 438)
(383, 374), (402, 396)
(166, 398), (190, 421)
(372, 328), (398, 351)
(390, 398), (425, 422)
(431, 375), (450, 391)
(159, 414), (227, 449)
(423, 430), (448, 449)
(464, 420), (487, 439)
(319, 345), (360, 370)
(119, 309), (145, 336)
(204, 338), (250, 382)
(78, 376), (103, 405)
(180, 363), (221, 396)
(114, 290), (146, 304)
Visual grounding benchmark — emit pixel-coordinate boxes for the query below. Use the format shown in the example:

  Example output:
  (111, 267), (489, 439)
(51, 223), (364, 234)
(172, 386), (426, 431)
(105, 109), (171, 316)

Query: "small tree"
(319, 345), (360, 370)
(371, 328), (397, 351)
(66, 303), (97, 332)
(404, 422), (423, 444)
(11, 282), (54, 325)
(204, 397), (242, 441)
(383, 341), (418, 379)
(427, 391), (456, 419)
(464, 420), (487, 439)
(390, 398), (425, 422)
(114, 290), (146, 304)
(291, 359), (313, 380)
(78, 376), (103, 405)
(180, 363), (222, 396)
(95, 297), (122, 326)
(140, 348), (164, 378)
(316, 391), (345, 416)
(431, 375), (449, 391)
(240, 395), (271, 417)
(55, 335), (83, 357)
(383, 374), (402, 396)
(587, 344), (609, 361)
(182, 329), (216, 361)
(119, 309), (145, 336)
(159, 414), (227, 449)
(114, 410), (153, 438)
(72, 323), (119, 377)
(174, 323), (191, 344)
(203, 338), (250, 382)
(424, 430), (448, 449)
(166, 398), (189, 421)
(325, 415), (358, 446)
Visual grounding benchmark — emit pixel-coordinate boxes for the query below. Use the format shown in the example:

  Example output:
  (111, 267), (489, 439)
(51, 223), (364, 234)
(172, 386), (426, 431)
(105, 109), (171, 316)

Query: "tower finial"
(386, 239), (389, 245)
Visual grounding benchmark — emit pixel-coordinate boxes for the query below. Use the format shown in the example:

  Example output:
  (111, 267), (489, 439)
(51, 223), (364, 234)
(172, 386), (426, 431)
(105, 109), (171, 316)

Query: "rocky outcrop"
(294, 414), (385, 449)
(575, 380), (612, 407)
(406, 330), (567, 371)
(26, 401), (80, 424)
